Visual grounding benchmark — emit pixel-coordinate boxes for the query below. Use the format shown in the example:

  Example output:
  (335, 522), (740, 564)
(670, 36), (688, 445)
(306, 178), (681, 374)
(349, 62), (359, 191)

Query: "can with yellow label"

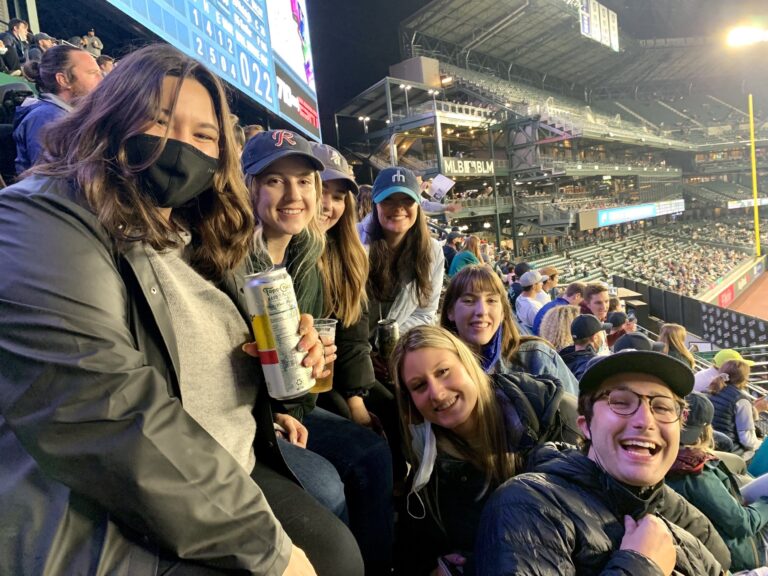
(243, 268), (315, 400)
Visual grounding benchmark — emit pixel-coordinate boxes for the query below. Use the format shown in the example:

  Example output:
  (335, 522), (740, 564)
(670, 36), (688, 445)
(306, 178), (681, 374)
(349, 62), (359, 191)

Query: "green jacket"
(667, 450), (768, 572)
(0, 175), (294, 575)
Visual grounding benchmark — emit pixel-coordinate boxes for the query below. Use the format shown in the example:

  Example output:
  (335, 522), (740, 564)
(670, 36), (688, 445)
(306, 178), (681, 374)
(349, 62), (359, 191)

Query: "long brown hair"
(462, 235), (482, 260)
(709, 359), (751, 394)
(31, 43), (253, 281)
(440, 265), (553, 364)
(366, 198), (433, 306)
(391, 326), (517, 488)
(321, 187), (368, 326)
(658, 323), (695, 369)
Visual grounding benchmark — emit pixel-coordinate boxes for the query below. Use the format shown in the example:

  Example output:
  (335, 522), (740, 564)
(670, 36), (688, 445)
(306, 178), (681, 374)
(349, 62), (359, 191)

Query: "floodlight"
(726, 26), (768, 47)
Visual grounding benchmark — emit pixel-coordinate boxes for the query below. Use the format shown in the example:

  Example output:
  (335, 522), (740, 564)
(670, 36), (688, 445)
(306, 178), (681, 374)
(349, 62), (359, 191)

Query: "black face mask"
(125, 134), (219, 208)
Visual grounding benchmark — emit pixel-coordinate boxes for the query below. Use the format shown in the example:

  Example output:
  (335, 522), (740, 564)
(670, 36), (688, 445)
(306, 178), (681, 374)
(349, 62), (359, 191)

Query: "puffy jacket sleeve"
(475, 474), (664, 576)
(0, 185), (292, 574)
(657, 485), (731, 571)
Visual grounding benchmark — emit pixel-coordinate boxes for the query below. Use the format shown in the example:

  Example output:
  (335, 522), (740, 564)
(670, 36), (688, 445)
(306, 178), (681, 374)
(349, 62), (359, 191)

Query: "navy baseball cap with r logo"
(241, 129), (324, 176)
(371, 166), (421, 204)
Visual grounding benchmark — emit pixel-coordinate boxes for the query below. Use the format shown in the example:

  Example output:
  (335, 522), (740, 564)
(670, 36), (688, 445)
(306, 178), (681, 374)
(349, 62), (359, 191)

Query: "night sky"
(25, 0), (768, 140)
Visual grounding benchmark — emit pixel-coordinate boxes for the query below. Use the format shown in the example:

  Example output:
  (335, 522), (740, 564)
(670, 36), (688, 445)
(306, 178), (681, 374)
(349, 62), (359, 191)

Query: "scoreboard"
(105, 0), (321, 140)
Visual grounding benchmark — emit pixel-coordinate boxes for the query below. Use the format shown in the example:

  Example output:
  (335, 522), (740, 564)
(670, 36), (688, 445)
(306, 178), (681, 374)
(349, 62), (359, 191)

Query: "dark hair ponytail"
(30, 45), (81, 94)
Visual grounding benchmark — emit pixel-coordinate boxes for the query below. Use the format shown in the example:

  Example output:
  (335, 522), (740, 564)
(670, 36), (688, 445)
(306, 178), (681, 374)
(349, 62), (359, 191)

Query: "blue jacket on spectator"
(13, 94), (70, 174)
(532, 296), (568, 335)
(496, 339), (579, 396)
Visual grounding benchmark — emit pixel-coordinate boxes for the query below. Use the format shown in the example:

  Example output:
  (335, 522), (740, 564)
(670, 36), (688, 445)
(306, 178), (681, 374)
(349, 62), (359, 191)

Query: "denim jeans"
(278, 436), (348, 523)
(303, 407), (394, 576)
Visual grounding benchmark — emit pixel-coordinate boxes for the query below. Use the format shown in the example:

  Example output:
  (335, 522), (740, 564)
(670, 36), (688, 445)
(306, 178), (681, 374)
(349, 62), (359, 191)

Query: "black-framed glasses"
(595, 389), (684, 423)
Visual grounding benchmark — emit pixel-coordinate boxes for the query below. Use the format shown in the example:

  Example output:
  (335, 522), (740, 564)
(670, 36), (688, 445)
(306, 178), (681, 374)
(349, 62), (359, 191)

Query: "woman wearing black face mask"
(0, 44), (363, 576)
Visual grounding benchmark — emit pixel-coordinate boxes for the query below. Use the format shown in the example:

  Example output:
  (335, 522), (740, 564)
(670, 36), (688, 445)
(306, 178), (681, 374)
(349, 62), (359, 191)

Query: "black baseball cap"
(571, 314), (612, 340)
(371, 166), (421, 204)
(607, 311), (628, 329)
(614, 332), (665, 353)
(242, 129), (324, 176)
(680, 392), (714, 445)
(579, 350), (695, 398)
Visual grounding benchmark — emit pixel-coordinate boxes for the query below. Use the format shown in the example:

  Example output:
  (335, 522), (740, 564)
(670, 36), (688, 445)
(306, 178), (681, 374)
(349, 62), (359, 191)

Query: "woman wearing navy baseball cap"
(359, 166), (445, 351)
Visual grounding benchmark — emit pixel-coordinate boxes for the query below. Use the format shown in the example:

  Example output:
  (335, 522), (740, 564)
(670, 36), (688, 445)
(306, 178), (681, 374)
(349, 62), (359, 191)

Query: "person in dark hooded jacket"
(558, 314), (611, 379)
(476, 350), (731, 575)
(391, 325), (581, 575)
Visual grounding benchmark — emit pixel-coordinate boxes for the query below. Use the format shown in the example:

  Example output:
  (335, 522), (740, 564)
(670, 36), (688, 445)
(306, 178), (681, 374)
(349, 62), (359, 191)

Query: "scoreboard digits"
(106, 0), (320, 139)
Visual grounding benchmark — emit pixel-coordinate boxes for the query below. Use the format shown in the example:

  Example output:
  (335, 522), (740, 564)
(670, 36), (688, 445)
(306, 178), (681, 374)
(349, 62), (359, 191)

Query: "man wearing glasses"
(475, 350), (732, 575)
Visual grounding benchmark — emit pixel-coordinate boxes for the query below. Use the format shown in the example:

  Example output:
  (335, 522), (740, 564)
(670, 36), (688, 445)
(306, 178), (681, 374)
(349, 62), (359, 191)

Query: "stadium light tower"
(427, 88), (440, 109)
(725, 27), (764, 256)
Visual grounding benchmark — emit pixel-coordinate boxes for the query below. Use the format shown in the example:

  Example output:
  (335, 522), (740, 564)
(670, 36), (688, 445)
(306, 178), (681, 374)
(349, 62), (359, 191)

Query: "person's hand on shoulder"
(620, 515), (675, 576)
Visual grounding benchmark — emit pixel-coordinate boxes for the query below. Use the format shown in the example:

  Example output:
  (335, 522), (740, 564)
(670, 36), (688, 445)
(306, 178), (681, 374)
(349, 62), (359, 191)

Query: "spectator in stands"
(532, 280), (585, 336)
(580, 282), (610, 321)
(606, 311), (637, 348)
(442, 231), (462, 272)
(82, 28), (103, 57)
(707, 360), (768, 460)
(539, 265), (560, 302)
(0, 18), (29, 74)
(476, 350), (731, 575)
(26, 32), (55, 62)
(392, 325), (578, 575)
(538, 304), (580, 352)
(608, 295), (625, 314)
(507, 260), (530, 308)
(659, 323), (696, 369)
(230, 115), (245, 155)
(613, 332), (665, 354)
(242, 124), (264, 139)
(441, 265), (579, 395)
(667, 392), (768, 573)
(515, 269), (545, 330)
(558, 315), (611, 380)
(97, 54), (115, 74)
(448, 234), (481, 278)
(243, 131), (393, 575)
(13, 45), (102, 174)
(359, 166), (444, 339)
(356, 184), (372, 221)
(694, 349), (755, 393)
(0, 43), (361, 576)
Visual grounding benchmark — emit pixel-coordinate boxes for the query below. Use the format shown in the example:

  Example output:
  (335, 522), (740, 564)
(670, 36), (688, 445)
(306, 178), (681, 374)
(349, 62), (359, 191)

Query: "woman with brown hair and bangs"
(440, 264), (579, 395)
(0, 43), (363, 576)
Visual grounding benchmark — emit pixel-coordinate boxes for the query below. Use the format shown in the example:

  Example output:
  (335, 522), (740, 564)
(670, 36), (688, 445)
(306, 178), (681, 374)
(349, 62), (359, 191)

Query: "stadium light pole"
(488, 121), (502, 250)
(725, 27), (763, 257)
(748, 95), (762, 257)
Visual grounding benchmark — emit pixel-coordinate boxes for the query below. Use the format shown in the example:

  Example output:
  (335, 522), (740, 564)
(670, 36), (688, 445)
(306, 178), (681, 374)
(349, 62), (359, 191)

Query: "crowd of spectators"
(4, 29), (768, 576)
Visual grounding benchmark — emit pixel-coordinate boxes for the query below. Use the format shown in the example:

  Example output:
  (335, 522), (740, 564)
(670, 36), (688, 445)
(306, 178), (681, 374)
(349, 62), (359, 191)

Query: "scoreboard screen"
(105, 0), (321, 140)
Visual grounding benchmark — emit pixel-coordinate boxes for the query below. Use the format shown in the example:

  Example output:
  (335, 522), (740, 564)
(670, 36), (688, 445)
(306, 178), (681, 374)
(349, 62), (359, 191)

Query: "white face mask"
(407, 421), (437, 519)
(0, 45), (7, 55)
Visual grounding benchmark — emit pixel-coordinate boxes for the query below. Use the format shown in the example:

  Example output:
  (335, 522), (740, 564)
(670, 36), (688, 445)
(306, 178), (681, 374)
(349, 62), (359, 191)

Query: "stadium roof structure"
(399, 0), (764, 95)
